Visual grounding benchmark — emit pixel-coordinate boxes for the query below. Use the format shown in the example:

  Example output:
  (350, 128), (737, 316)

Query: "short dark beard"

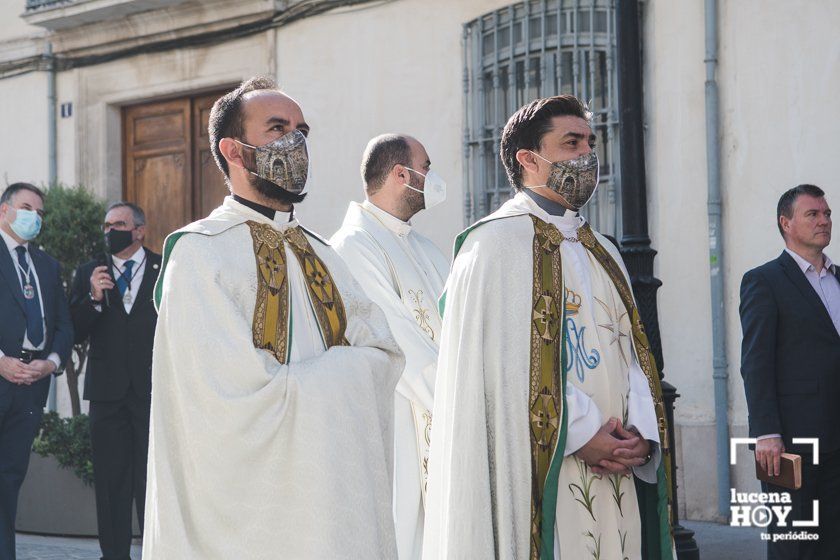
(249, 174), (307, 206)
(401, 172), (425, 217)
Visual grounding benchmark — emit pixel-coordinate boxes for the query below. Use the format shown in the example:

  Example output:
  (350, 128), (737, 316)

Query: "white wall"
(645, 0), (840, 520)
(0, 72), (49, 186)
(274, 0), (513, 255)
(642, 0), (720, 520)
(0, 0), (44, 42)
(719, 0), (840, 424)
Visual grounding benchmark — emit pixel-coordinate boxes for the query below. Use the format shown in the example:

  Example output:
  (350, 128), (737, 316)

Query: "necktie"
(15, 246), (44, 347)
(117, 259), (135, 297)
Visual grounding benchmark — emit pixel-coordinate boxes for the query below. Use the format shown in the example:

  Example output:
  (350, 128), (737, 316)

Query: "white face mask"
(403, 167), (447, 210)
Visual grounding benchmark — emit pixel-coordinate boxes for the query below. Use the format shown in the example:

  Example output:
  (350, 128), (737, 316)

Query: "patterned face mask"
(527, 150), (600, 210)
(236, 129), (309, 194)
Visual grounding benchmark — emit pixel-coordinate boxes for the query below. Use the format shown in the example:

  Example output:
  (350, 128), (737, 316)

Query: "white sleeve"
(627, 357), (661, 483)
(563, 384), (603, 456)
(47, 352), (61, 371)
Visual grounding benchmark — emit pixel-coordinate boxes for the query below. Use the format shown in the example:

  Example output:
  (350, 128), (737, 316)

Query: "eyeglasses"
(101, 221), (133, 232)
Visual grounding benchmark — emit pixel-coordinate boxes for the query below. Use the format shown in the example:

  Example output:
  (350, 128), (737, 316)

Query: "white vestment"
(143, 197), (403, 560)
(331, 200), (449, 560)
(423, 193), (667, 560)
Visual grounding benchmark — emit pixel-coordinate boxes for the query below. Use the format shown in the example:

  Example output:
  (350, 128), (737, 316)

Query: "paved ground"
(684, 520), (765, 560)
(16, 522), (762, 559)
(16, 533), (141, 560)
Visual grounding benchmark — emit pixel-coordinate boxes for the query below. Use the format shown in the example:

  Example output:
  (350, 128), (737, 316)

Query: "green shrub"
(38, 183), (107, 417)
(39, 183), (107, 288)
(32, 411), (94, 486)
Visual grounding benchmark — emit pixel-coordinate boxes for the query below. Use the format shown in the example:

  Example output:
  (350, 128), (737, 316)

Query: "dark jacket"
(0, 239), (73, 374)
(69, 249), (161, 401)
(740, 250), (840, 455)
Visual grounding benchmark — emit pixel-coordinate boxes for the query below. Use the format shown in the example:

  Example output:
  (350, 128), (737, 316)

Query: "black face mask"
(106, 229), (134, 255)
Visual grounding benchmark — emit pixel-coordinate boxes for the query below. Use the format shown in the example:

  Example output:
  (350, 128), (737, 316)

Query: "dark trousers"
(0, 376), (50, 560)
(765, 448), (840, 560)
(89, 390), (150, 560)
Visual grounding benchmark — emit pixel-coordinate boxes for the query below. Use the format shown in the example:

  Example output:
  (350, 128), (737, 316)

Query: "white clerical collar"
(112, 245), (145, 267)
(0, 227), (27, 253)
(361, 199), (412, 237)
(785, 247), (834, 274)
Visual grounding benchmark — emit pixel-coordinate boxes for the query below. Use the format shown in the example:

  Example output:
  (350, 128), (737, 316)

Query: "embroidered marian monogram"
(248, 221), (348, 363)
(563, 287), (601, 383)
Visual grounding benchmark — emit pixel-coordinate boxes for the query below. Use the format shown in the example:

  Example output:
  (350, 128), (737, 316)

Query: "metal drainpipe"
(704, 0), (730, 518)
(46, 41), (58, 413)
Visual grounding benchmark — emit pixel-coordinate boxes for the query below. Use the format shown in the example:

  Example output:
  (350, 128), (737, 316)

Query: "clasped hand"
(0, 356), (55, 385)
(575, 417), (650, 475)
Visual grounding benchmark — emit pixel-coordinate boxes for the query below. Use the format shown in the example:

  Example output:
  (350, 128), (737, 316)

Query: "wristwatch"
(640, 449), (653, 466)
(89, 292), (103, 304)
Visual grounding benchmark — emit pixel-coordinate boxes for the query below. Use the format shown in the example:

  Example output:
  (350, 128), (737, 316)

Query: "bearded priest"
(422, 96), (675, 560)
(331, 134), (450, 560)
(143, 77), (403, 559)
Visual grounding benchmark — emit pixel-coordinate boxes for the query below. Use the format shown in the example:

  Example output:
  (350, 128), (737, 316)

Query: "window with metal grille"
(462, 0), (620, 235)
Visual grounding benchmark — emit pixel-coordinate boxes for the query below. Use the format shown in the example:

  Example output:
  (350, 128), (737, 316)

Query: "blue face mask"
(10, 208), (42, 241)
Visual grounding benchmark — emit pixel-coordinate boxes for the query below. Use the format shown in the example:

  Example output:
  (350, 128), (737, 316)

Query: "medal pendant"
(123, 292), (133, 306)
(23, 284), (35, 300)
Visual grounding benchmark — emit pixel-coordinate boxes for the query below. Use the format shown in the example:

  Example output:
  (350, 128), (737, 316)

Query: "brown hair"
(500, 96), (591, 189)
(208, 76), (280, 179)
(777, 184), (825, 237)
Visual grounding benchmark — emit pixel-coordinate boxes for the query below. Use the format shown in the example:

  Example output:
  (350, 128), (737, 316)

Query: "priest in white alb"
(144, 77), (403, 559)
(422, 96), (676, 560)
(331, 134), (450, 560)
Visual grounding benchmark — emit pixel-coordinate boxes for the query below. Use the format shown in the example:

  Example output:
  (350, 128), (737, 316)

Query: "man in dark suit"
(0, 182), (73, 559)
(740, 184), (840, 560)
(70, 202), (160, 560)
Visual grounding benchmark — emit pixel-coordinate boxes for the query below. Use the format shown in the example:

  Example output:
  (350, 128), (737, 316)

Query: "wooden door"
(193, 93), (229, 219)
(123, 90), (229, 253)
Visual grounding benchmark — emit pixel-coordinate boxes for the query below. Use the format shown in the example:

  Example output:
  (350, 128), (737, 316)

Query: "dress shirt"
(112, 246), (147, 314)
(0, 228), (61, 370)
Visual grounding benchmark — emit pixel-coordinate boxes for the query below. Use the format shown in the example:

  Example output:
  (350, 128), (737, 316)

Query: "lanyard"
(113, 254), (147, 294)
(12, 248), (40, 303)
(12, 249), (33, 287)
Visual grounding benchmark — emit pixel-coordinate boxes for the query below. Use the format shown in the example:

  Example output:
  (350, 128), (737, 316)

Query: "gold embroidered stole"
(248, 221), (348, 363)
(528, 216), (567, 560)
(575, 223), (674, 508)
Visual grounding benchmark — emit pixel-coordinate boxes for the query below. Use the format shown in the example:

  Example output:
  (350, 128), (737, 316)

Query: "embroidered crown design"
(564, 287), (582, 315)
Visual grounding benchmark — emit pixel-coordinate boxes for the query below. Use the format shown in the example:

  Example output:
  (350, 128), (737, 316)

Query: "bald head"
(361, 134), (418, 195)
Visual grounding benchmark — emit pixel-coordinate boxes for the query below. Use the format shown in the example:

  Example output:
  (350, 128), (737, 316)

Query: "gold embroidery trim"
(249, 221), (291, 364)
(284, 227), (350, 349)
(577, 223), (674, 512)
(409, 289), (435, 341)
(248, 221), (349, 363)
(528, 216), (565, 560)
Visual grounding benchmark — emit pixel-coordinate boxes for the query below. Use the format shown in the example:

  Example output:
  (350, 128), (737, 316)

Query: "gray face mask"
(527, 150), (600, 210)
(236, 129), (310, 194)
